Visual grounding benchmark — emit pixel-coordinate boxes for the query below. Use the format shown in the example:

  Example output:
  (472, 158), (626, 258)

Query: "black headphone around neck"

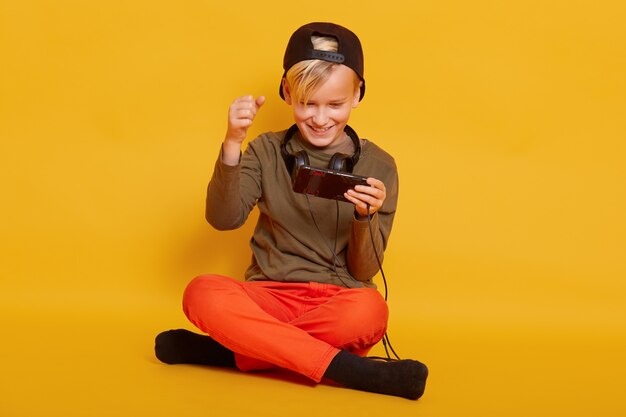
(280, 124), (362, 177)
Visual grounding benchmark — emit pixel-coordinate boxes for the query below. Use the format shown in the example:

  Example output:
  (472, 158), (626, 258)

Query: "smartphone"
(291, 165), (369, 202)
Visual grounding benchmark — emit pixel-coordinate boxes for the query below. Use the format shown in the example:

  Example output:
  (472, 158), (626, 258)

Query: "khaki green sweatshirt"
(206, 128), (398, 289)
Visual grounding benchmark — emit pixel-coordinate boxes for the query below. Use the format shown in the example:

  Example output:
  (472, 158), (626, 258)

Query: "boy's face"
(284, 65), (361, 149)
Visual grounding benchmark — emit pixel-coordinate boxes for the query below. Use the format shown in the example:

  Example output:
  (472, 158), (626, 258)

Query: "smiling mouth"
(308, 125), (333, 134)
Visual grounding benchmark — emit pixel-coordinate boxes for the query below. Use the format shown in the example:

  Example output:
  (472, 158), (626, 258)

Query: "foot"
(323, 351), (428, 400)
(154, 329), (236, 368)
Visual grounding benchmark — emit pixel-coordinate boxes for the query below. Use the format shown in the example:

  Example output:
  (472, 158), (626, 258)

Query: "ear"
(352, 81), (363, 108)
(282, 78), (293, 105)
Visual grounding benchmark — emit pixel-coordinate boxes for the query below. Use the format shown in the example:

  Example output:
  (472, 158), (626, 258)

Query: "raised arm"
(205, 95), (265, 230)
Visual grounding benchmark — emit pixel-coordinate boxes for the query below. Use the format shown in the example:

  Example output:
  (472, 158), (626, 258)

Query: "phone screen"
(292, 165), (369, 202)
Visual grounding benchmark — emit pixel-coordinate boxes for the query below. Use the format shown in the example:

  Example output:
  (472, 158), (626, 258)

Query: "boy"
(155, 22), (428, 400)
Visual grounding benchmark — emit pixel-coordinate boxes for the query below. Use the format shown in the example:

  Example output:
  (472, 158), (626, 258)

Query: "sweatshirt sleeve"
(205, 143), (263, 230)
(346, 163), (398, 281)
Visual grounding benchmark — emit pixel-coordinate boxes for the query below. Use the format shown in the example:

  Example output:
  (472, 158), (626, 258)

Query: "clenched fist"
(222, 95), (265, 166)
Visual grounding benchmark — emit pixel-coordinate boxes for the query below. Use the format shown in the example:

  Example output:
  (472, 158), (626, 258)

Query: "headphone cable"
(366, 203), (401, 361)
(305, 196), (353, 288)
(304, 196), (401, 361)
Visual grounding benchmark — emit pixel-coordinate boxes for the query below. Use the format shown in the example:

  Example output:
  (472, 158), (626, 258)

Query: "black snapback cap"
(279, 22), (365, 101)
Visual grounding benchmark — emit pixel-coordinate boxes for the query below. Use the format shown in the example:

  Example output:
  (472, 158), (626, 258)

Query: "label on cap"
(311, 50), (345, 63)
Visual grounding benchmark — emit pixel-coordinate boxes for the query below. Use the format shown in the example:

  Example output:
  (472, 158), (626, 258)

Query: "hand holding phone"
(343, 176), (387, 218)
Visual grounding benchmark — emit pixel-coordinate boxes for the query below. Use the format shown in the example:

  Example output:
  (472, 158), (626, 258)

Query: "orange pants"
(182, 274), (389, 382)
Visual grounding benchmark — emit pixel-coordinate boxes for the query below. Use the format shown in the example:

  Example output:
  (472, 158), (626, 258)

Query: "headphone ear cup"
(329, 153), (353, 172)
(290, 150), (310, 179)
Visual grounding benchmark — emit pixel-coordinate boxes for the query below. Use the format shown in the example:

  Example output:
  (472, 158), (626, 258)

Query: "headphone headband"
(280, 124), (361, 176)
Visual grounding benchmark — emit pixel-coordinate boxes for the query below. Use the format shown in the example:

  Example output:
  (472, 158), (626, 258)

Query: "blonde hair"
(285, 36), (361, 104)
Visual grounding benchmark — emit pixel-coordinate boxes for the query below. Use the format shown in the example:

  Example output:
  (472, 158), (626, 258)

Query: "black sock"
(323, 350), (428, 400)
(154, 329), (236, 368)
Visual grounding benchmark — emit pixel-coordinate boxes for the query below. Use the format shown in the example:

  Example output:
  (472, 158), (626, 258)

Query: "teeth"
(311, 126), (331, 133)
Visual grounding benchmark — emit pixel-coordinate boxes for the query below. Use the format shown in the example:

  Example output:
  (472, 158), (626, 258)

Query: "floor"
(2, 293), (624, 417)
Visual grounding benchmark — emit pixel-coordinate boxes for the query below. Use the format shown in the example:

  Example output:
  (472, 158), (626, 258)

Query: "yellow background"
(1, 0), (625, 416)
